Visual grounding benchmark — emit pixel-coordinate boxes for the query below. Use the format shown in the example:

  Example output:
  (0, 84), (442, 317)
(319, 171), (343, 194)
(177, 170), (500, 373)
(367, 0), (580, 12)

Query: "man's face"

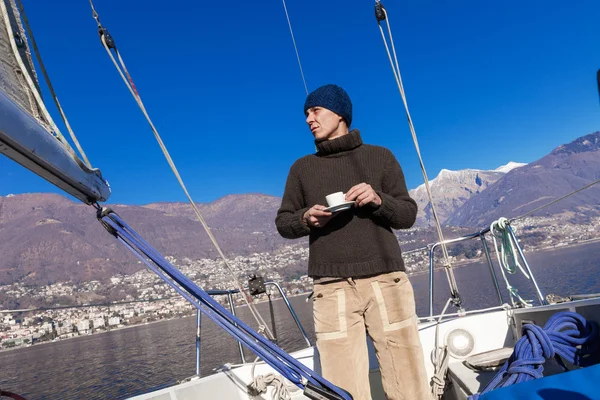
(305, 106), (344, 141)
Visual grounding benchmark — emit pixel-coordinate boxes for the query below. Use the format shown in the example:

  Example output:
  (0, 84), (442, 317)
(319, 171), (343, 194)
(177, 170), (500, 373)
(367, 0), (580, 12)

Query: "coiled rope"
(248, 356), (301, 400)
(469, 311), (599, 399)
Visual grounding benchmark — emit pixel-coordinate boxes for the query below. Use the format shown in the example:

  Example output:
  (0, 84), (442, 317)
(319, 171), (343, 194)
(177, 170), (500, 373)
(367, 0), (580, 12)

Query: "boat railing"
(196, 281), (311, 376)
(424, 225), (545, 320)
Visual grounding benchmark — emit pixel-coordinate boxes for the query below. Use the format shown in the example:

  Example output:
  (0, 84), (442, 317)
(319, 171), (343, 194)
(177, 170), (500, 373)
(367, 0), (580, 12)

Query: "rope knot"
(492, 217), (509, 231)
(248, 374), (268, 395)
(248, 373), (291, 400)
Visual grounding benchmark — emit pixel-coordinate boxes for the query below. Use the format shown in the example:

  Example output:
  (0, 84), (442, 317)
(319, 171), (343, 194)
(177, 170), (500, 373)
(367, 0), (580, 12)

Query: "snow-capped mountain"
(409, 162), (526, 226)
(495, 162), (527, 174)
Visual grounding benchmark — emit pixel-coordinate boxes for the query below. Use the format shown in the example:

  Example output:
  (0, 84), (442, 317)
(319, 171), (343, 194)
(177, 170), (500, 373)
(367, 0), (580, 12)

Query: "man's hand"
(345, 183), (382, 207)
(303, 205), (333, 228)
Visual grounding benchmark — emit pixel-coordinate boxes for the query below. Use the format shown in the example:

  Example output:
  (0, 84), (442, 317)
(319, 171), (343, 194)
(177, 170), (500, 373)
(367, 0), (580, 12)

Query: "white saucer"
(324, 201), (355, 213)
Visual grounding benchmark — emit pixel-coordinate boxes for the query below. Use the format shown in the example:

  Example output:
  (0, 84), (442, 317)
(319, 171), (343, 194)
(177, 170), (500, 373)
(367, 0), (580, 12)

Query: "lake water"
(1, 241), (600, 399)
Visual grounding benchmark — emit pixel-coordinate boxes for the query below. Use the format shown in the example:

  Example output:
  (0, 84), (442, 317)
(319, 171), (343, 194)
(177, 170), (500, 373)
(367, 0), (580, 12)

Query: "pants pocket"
(371, 271), (416, 332)
(313, 285), (348, 340)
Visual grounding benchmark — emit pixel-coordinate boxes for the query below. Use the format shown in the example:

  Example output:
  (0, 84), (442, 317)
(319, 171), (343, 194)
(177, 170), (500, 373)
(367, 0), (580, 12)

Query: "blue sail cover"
(481, 364), (600, 400)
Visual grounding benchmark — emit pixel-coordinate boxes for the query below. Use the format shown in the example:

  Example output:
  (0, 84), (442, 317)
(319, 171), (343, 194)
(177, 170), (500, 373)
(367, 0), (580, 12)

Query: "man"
(275, 84), (430, 400)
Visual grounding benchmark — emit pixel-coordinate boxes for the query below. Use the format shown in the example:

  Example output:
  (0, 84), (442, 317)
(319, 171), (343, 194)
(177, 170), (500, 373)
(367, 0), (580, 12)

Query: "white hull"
(129, 297), (600, 400)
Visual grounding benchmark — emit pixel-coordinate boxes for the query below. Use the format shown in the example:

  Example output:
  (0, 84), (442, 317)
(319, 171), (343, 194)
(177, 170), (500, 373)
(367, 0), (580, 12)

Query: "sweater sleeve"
(275, 167), (311, 239)
(371, 149), (418, 230)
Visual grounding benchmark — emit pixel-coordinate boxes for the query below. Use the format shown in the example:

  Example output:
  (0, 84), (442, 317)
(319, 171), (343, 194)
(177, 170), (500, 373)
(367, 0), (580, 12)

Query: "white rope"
(430, 346), (449, 399)
(15, 0), (93, 170)
(490, 218), (531, 307)
(430, 298), (452, 399)
(376, 4), (461, 307)
(281, 0), (308, 95)
(248, 373), (292, 400)
(95, 28), (274, 340)
(248, 356), (299, 400)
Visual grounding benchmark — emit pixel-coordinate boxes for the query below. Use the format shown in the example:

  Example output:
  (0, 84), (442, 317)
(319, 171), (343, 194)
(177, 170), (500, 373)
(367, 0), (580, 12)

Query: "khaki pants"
(313, 271), (431, 400)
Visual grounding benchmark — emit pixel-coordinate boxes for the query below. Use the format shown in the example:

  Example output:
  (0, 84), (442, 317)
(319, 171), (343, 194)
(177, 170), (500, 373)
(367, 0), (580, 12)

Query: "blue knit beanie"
(304, 84), (352, 127)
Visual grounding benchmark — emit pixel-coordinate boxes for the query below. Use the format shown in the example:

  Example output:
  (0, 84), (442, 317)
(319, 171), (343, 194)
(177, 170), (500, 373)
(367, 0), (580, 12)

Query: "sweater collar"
(315, 129), (363, 156)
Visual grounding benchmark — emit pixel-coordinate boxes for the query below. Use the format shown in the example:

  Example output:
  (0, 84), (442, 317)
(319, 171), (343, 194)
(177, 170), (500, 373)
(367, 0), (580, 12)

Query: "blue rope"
(469, 311), (599, 400)
(98, 210), (352, 400)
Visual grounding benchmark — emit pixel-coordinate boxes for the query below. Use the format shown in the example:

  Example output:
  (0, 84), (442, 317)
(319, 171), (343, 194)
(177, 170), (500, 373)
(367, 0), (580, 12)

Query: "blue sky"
(1, 0), (599, 205)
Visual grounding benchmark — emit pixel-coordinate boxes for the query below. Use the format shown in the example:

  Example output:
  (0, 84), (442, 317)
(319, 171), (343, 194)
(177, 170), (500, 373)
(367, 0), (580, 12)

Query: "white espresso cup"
(325, 192), (346, 207)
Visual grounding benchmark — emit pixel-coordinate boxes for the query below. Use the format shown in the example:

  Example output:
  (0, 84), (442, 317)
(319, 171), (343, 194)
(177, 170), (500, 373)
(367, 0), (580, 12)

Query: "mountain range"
(409, 162), (525, 226)
(446, 131), (600, 226)
(1, 131), (599, 286)
(0, 193), (288, 286)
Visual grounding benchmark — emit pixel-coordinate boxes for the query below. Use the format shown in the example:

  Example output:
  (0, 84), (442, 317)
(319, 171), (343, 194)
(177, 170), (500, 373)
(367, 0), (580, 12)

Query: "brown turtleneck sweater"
(275, 129), (417, 278)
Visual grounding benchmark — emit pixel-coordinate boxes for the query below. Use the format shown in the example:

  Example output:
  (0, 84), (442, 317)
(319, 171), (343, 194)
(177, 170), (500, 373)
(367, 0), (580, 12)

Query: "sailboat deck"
(127, 297), (600, 400)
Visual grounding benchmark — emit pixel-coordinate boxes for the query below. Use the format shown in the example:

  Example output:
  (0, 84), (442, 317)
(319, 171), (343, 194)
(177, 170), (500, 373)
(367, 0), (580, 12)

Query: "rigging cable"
(87, 0), (274, 340)
(281, 0), (308, 95)
(510, 177), (600, 222)
(373, 1), (462, 309)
